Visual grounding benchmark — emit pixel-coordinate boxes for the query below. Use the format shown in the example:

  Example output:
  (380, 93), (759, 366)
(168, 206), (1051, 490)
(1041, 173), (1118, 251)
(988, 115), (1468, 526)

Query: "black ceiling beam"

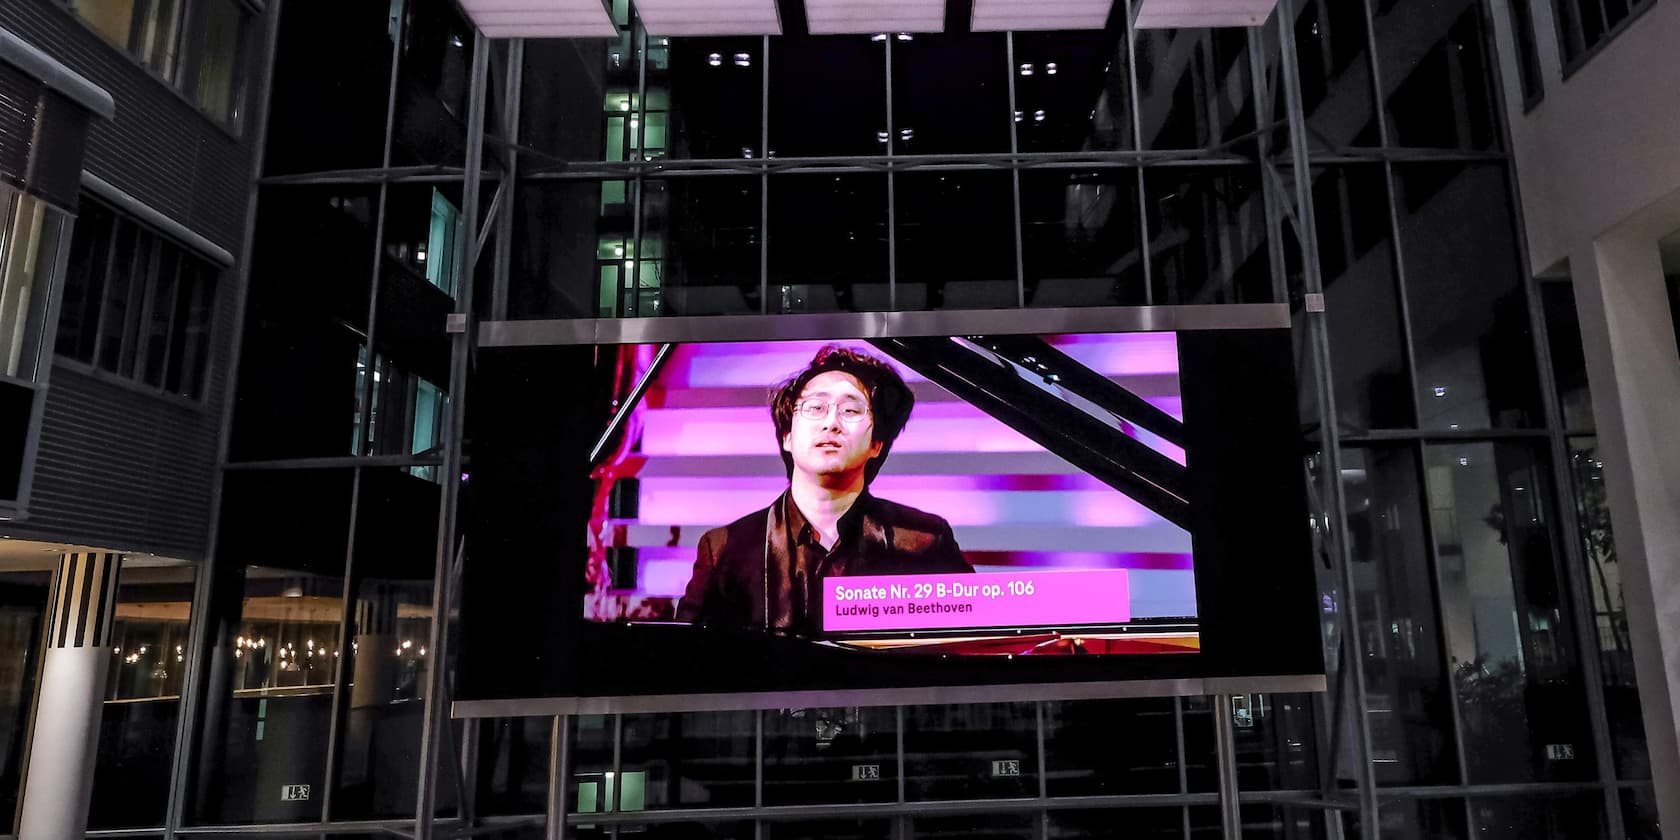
(945, 0), (974, 34)
(774, 0), (808, 36)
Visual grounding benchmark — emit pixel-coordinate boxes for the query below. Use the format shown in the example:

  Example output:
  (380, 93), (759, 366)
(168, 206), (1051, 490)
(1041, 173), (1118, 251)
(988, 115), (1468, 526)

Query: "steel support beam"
(414, 29), (491, 840)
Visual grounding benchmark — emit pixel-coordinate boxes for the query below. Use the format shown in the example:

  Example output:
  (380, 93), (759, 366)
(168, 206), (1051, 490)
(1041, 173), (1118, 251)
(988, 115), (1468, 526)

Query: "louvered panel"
(0, 63), (40, 193)
(32, 367), (220, 558)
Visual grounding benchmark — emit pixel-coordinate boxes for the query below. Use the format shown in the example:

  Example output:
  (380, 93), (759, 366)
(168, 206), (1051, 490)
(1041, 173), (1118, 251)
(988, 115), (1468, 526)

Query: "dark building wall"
(0, 0), (269, 557)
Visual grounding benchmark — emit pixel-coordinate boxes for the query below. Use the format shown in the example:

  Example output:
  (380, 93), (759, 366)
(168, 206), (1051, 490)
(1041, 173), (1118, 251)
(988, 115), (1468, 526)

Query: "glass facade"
(43, 0), (1655, 836)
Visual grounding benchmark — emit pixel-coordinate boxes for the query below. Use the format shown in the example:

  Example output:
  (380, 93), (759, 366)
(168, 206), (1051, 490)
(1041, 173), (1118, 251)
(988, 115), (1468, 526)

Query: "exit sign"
(280, 784), (311, 802)
(851, 764), (881, 781)
(991, 760), (1021, 777)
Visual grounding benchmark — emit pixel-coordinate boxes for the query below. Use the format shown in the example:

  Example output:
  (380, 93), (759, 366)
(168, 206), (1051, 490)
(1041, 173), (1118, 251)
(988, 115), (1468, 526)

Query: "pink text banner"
(823, 569), (1132, 633)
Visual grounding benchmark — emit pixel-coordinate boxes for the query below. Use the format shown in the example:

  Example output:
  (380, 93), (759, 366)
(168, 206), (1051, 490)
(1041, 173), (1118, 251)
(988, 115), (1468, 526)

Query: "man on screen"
(676, 345), (973, 638)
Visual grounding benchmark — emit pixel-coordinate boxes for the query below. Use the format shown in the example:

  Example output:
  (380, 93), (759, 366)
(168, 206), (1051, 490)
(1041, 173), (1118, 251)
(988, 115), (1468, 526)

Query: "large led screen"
(458, 318), (1323, 712)
(586, 335), (1198, 656)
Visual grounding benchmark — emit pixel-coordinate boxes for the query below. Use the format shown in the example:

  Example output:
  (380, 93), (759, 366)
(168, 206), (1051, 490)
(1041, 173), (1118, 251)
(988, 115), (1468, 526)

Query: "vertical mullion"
(885, 37), (896, 311)
(1034, 700), (1048, 840)
(628, 23), (649, 318)
(319, 465), (364, 823)
(1006, 32), (1025, 308)
(1175, 698), (1190, 840)
(759, 35), (770, 315)
(1123, 0), (1153, 305)
(88, 215), (121, 372)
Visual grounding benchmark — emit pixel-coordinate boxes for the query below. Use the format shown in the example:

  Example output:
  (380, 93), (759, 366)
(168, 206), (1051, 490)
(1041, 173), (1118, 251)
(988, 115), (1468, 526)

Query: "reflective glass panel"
(474, 717), (552, 817)
(766, 175), (888, 313)
(90, 561), (197, 829)
(1011, 32), (1133, 153)
(1049, 808), (1186, 840)
(619, 711), (755, 808)
(1134, 29), (1255, 151)
(1340, 446), (1458, 785)
(1314, 164), (1413, 431)
(520, 39), (622, 165)
(0, 570), (50, 830)
(262, 3), (394, 174)
(769, 819), (891, 840)
(763, 706), (896, 806)
(639, 177), (762, 316)
(509, 181), (611, 319)
(1541, 281), (1595, 430)
(389, 0), (474, 168)
(1044, 698), (1178, 796)
(1288, 0), (1381, 149)
(1393, 163), (1541, 429)
(768, 37), (886, 158)
(1470, 793), (1604, 839)
(1143, 167), (1271, 305)
(904, 702), (1037, 801)
(191, 468), (353, 824)
(1374, 0), (1500, 150)
(1423, 443), (1596, 783)
(891, 34), (1010, 155)
(1623, 786), (1661, 840)
(656, 37), (764, 160)
(893, 172), (1017, 310)
(913, 813), (1035, 840)
(330, 468), (444, 819)
(1569, 436), (1648, 780)
(1020, 170), (1145, 308)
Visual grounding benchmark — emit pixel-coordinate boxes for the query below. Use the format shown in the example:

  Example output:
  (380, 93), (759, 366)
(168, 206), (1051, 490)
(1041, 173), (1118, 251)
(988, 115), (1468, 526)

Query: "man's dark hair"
(771, 345), (914, 485)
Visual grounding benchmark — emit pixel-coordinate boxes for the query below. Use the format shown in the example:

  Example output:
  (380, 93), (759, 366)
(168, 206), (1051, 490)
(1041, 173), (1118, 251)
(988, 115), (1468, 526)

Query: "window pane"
(1050, 808), (1186, 840)
(766, 174), (887, 313)
(1622, 786), (1662, 840)
(914, 813), (1035, 840)
(331, 468), (443, 819)
(1568, 436), (1648, 779)
(1315, 165), (1413, 430)
(657, 37), (763, 160)
(1020, 169), (1145, 308)
(97, 222), (147, 377)
(1135, 29), (1255, 151)
(1290, 0), (1381, 149)
(0, 192), (68, 380)
(763, 706), (896, 806)
(520, 39), (627, 166)
(1375, 0), (1499, 150)
(904, 702), (1036, 801)
(1044, 698), (1178, 796)
(510, 181), (606, 319)
(191, 0), (246, 125)
(56, 198), (115, 364)
(0, 572), (52, 831)
(1541, 282), (1595, 430)
(164, 259), (215, 399)
(263, 3), (394, 175)
(639, 177), (761, 316)
(619, 711), (755, 809)
(1356, 797), (1468, 840)
(892, 34), (1010, 155)
(1394, 163), (1542, 429)
(1423, 443), (1596, 784)
(894, 171), (1016, 310)
(1470, 793), (1604, 840)
(89, 561), (197, 830)
(390, 0), (474, 168)
(768, 819), (891, 840)
(1012, 32), (1133, 153)
(1143, 167), (1271, 305)
(192, 468), (353, 824)
(474, 717), (551, 817)
(1340, 446), (1458, 785)
(140, 245), (182, 389)
(768, 37), (885, 158)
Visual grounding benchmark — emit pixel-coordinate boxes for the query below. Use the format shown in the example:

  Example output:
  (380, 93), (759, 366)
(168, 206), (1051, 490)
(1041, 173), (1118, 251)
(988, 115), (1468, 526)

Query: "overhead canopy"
(457, 0), (1278, 36)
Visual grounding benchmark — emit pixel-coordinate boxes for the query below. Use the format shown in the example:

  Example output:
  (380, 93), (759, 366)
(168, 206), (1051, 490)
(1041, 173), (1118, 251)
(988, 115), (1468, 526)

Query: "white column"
(18, 552), (123, 840)
(1571, 228), (1680, 836)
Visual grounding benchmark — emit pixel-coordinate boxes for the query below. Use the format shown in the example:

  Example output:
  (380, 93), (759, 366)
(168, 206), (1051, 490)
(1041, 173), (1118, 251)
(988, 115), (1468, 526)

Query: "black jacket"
(676, 490), (972, 638)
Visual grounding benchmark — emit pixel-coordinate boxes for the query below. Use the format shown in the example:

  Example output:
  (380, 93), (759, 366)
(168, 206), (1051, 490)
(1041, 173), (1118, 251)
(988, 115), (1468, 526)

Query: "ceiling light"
(707, 52), (722, 66)
(1019, 63), (1034, 76)
(734, 52), (751, 67)
(1046, 62), (1058, 75)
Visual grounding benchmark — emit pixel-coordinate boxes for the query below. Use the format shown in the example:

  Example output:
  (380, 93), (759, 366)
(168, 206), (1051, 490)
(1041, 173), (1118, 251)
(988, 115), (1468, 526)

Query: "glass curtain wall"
(172, 0), (1655, 835)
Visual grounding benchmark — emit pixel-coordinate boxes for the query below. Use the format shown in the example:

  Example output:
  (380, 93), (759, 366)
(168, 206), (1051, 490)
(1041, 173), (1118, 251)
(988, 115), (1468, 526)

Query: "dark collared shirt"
(678, 489), (972, 638)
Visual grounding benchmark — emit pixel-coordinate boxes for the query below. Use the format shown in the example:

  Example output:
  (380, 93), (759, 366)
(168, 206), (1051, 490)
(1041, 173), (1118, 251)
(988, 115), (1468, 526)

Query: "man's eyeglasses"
(795, 397), (871, 425)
